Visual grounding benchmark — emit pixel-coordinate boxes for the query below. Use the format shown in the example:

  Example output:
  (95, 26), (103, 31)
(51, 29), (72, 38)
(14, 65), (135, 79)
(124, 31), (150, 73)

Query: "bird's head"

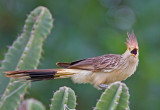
(126, 31), (139, 58)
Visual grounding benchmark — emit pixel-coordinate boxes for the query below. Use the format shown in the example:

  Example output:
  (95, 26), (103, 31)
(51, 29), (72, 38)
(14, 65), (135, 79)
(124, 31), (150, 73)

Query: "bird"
(5, 31), (139, 89)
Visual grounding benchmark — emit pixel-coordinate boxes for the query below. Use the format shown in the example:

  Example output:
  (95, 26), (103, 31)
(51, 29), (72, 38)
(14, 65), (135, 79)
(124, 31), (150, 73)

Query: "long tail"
(5, 69), (75, 81)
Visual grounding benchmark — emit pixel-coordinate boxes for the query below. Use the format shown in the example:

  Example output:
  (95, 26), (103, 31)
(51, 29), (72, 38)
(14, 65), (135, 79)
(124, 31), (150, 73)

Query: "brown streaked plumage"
(5, 31), (139, 88)
(57, 54), (121, 71)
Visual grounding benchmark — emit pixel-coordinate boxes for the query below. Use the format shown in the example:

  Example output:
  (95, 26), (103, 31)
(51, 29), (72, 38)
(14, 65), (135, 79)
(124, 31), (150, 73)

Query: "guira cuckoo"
(5, 31), (139, 88)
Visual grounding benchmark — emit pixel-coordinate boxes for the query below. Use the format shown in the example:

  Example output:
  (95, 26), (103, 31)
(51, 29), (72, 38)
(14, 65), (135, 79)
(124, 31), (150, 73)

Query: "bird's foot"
(99, 84), (109, 89)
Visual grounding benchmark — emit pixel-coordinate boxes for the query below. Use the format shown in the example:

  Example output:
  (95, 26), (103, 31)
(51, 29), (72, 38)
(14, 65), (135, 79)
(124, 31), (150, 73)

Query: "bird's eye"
(131, 48), (137, 55)
(129, 48), (131, 51)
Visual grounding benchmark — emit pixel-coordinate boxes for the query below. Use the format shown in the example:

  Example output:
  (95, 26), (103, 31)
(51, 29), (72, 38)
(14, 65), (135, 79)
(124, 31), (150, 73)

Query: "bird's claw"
(99, 84), (109, 89)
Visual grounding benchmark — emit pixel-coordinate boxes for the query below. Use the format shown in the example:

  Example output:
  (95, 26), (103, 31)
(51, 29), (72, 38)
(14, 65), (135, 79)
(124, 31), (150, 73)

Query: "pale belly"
(71, 70), (128, 86)
(90, 71), (128, 86)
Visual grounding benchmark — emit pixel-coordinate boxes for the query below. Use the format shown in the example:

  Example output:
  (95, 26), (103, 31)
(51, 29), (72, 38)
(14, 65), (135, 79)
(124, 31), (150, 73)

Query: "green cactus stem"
(0, 6), (53, 110)
(50, 86), (76, 110)
(95, 82), (130, 110)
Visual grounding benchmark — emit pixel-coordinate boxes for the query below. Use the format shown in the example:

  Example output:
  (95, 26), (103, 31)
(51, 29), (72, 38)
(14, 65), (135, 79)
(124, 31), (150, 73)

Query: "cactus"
(0, 6), (53, 110)
(94, 82), (130, 110)
(18, 99), (46, 110)
(50, 86), (76, 110)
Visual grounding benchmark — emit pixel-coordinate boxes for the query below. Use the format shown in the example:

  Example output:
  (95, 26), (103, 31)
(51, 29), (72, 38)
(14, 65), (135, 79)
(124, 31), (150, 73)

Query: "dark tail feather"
(5, 69), (57, 81)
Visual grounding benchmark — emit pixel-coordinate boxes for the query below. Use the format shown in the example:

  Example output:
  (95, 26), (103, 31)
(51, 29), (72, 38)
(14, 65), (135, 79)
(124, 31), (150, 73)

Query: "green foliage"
(50, 86), (76, 110)
(18, 99), (46, 110)
(95, 82), (129, 110)
(0, 6), (53, 110)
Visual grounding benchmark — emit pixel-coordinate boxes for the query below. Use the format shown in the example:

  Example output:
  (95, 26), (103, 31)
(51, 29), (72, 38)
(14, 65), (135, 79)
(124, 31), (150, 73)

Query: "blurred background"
(0, 0), (160, 110)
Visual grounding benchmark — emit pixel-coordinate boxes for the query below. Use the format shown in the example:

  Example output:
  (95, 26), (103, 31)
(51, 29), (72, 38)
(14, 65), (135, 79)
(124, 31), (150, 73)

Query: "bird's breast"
(113, 57), (139, 81)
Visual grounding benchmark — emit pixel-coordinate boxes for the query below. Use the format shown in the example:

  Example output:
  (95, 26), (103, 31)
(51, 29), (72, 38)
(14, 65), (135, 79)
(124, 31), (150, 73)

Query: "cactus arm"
(0, 6), (53, 110)
(95, 82), (130, 110)
(50, 86), (76, 110)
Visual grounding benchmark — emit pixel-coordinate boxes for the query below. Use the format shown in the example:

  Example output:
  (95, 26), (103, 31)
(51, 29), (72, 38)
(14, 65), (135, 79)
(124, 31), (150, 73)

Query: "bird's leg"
(99, 84), (109, 89)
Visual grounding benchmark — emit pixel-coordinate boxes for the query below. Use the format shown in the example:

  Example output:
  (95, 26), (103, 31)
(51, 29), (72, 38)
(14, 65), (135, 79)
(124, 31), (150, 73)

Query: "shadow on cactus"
(0, 6), (130, 110)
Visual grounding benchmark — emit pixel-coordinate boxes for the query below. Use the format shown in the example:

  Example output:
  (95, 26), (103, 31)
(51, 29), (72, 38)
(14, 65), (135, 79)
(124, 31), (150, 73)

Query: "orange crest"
(126, 31), (138, 49)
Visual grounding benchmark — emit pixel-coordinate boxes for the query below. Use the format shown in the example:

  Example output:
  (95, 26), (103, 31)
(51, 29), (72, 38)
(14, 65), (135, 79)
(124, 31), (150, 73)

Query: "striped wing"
(57, 54), (121, 71)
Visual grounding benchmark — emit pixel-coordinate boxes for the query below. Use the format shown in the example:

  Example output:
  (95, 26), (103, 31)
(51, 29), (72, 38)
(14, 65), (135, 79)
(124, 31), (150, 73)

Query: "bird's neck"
(122, 50), (130, 58)
(122, 50), (139, 64)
